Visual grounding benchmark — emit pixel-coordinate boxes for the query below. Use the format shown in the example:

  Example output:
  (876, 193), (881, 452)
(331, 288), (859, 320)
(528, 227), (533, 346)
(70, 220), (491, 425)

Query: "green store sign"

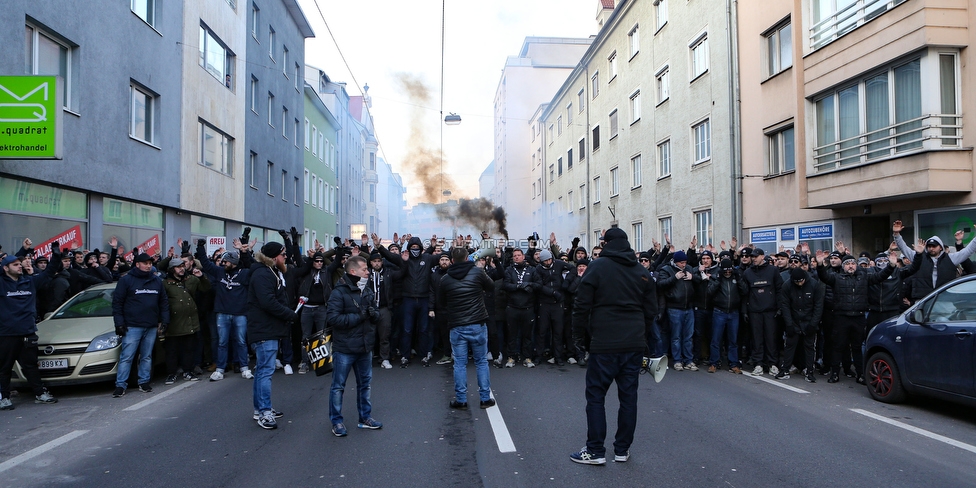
(0, 75), (63, 159)
(0, 177), (87, 219)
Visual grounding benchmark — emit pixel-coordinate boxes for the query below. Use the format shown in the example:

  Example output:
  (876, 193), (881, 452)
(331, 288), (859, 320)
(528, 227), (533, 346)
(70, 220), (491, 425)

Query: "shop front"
(0, 177), (88, 256)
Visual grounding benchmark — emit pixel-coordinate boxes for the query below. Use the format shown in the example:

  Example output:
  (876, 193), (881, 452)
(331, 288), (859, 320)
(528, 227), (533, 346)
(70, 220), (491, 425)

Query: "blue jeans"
(585, 352), (642, 458)
(668, 308), (694, 364)
(710, 310), (740, 367)
(216, 314), (248, 371)
(450, 324), (491, 403)
(330, 351), (373, 425)
(116, 326), (157, 389)
(400, 297), (431, 359)
(251, 340), (278, 414)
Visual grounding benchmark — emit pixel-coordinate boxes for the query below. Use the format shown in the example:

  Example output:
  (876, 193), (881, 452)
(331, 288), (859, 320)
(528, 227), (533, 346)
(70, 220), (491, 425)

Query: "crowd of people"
(2, 220), (975, 432)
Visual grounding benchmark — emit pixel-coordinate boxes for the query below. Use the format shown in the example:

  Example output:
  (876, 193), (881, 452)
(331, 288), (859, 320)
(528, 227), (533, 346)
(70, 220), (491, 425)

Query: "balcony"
(813, 114), (961, 172)
(364, 172), (378, 183)
(809, 0), (908, 51)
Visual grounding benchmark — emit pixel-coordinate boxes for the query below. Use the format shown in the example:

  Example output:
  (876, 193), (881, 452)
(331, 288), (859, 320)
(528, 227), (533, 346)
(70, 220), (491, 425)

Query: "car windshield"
(52, 289), (114, 319)
(923, 280), (976, 322)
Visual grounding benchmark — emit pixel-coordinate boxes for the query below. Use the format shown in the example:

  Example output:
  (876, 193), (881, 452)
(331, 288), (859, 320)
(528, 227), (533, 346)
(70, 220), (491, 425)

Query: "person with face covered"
(816, 251), (895, 384)
(892, 220), (976, 303)
(366, 247), (399, 369)
(531, 249), (572, 366)
(376, 236), (436, 367)
(741, 248), (783, 376)
(161, 258), (211, 385)
(503, 248), (537, 368)
(776, 268), (824, 382)
(196, 240), (254, 380)
(327, 255), (383, 436)
(430, 252), (453, 365)
(706, 258), (747, 373)
(565, 258), (589, 365)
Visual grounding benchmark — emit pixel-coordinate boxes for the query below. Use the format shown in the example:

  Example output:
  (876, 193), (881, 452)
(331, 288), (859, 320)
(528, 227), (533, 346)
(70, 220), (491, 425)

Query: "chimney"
(596, 0), (615, 27)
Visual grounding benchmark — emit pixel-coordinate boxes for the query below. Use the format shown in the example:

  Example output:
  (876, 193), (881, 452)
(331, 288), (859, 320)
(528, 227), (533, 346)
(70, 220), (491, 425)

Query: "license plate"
(38, 358), (69, 370)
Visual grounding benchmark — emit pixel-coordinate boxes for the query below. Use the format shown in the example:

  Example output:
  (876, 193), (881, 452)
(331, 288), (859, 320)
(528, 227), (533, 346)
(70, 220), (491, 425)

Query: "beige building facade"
(739, 0), (972, 254)
(542, 0), (738, 251)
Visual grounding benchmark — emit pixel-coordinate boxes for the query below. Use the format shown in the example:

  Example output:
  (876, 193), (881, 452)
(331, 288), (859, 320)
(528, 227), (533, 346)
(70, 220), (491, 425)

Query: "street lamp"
(444, 113), (461, 125)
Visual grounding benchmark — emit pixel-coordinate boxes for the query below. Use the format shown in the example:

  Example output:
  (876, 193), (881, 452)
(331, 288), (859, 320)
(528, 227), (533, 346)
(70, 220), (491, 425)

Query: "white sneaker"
(209, 370), (224, 381)
(769, 365), (779, 376)
(567, 357), (577, 364)
(751, 365), (764, 376)
(686, 362), (699, 371)
(381, 360), (392, 369)
(674, 362), (684, 371)
(485, 352), (493, 361)
(283, 364), (294, 375)
(275, 359), (283, 370)
(242, 368), (254, 379)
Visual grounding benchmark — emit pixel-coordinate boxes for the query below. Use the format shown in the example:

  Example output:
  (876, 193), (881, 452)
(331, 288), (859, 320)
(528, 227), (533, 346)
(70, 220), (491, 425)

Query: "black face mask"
(410, 249), (421, 258)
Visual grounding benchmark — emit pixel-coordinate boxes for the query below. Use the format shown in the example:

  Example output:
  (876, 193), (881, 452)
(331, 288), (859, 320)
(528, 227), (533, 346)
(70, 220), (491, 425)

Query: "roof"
(601, 0), (615, 8)
(283, 0), (315, 38)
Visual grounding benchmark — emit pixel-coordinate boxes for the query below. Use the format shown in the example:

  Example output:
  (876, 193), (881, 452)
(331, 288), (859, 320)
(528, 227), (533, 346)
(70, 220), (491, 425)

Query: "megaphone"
(642, 356), (667, 383)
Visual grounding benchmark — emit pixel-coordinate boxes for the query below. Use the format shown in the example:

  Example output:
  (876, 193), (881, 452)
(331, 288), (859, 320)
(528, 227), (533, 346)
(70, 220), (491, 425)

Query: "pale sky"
(297, 0), (601, 207)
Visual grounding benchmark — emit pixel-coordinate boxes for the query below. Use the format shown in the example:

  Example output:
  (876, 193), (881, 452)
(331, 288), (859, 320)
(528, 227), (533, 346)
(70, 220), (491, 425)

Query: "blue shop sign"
(798, 224), (833, 240)
(751, 229), (777, 243)
(781, 227), (796, 241)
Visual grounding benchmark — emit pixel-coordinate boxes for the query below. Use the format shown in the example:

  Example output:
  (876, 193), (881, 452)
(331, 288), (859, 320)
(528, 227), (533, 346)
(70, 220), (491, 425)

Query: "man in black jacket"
(657, 250), (701, 371)
(742, 248), (783, 376)
(247, 242), (298, 429)
(377, 236), (435, 368)
(867, 251), (915, 330)
(368, 250), (399, 369)
(197, 241), (253, 381)
(437, 247), (495, 410)
(112, 252), (169, 398)
(776, 268), (824, 383)
(893, 220), (976, 302)
(503, 248), (536, 368)
(707, 258), (747, 373)
(531, 249), (570, 366)
(570, 227), (657, 466)
(327, 255), (382, 436)
(293, 250), (337, 374)
(430, 253), (452, 365)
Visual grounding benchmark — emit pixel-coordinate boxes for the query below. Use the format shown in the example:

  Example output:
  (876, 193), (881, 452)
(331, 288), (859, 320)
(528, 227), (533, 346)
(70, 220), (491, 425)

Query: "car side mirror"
(910, 309), (925, 324)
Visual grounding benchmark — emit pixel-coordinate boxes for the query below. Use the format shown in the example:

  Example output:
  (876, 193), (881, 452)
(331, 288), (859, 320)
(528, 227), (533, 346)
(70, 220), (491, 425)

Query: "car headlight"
(86, 332), (121, 352)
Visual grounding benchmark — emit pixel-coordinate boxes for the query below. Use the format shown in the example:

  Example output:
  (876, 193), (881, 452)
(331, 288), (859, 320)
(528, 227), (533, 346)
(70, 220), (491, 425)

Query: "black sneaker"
(480, 398), (496, 409)
(827, 372), (840, 383)
(138, 383), (153, 393)
(164, 374), (177, 385)
(183, 372), (200, 382)
(400, 358), (410, 368)
(569, 447), (606, 465)
(856, 375), (866, 385)
(112, 387), (125, 398)
(449, 400), (468, 410)
(805, 372), (817, 383)
(421, 357), (430, 367)
(775, 369), (789, 380)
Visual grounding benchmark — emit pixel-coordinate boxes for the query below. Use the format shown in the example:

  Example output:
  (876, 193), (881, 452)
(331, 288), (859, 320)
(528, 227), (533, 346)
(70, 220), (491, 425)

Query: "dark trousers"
(536, 302), (565, 361)
(831, 314), (866, 376)
(781, 331), (817, 373)
(376, 308), (393, 360)
(400, 297), (431, 359)
(0, 334), (45, 398)
(436, 312), (450, 356)
(490, 314), (505, 359)
(749, 310), (778, 367)
(505, 307), (534, 360)
(693, 308), (712, 362)
(390, 300), (403, 357)
(165, 334), (198, 375)
(866, 310), (899, 331)
(584, 352), (642, 458)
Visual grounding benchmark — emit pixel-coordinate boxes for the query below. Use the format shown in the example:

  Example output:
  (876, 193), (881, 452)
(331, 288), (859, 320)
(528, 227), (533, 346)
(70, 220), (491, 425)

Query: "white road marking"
(0, 430), (89, 473)
(746, 374), (810, 394)
(851, 408), (976, 454)
(124, 381), (196, 411)
(485, 391), (517, 453)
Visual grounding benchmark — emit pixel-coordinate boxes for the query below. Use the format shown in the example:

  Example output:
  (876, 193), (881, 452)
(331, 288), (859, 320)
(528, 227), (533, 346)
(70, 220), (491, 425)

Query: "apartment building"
(739, 0), (972, 254)
(302, 81), (340, 250)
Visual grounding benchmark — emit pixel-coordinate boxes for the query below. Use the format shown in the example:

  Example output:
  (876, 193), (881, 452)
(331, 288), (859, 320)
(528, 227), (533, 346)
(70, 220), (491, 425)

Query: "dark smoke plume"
(436, 198), (509, 239)
(395, 72), (459, 203)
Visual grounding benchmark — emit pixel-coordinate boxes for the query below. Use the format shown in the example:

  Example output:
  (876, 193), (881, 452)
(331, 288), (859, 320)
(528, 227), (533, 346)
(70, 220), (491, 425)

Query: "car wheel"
(866, 352), (906, 404)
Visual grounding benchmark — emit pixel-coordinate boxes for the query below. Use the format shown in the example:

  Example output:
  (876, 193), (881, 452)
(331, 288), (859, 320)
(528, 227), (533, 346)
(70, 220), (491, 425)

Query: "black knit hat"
(261, 241), (285, 258)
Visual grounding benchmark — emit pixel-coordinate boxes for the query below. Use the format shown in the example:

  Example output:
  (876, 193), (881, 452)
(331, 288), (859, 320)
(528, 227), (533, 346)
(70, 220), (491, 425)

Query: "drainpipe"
(726, 0), (743, 241)
(584, 64), (591, 247)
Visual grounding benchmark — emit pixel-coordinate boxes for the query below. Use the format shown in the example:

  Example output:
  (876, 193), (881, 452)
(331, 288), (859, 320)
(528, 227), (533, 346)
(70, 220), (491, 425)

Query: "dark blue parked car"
(863, 274), (976, 405)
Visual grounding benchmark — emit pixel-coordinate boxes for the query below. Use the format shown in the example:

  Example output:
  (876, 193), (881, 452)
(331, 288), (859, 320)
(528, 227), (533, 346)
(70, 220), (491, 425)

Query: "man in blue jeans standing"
(436, 245), (495, 410)
(377, 236), (435, 367)
(247, 242), (298, 430)
(112, 252), (169, 397)
(327, 255), (383, 436)
(196, 240), (253, 381)
(656, 250), (701, 371)
(570, 227), (658, 465)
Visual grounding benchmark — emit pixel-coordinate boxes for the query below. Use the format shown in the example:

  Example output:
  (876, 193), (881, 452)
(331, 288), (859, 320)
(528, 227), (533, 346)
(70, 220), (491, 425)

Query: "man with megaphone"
(569, 227), (659, 466)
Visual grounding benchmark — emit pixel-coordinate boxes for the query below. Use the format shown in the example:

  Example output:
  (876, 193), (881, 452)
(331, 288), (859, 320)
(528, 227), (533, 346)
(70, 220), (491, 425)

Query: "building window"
(609, 110), (619, 139)
(765, 20), (792, 78)
(249, 151), (257, 188)
(658, 139), (671, 177)
(318, 178), (325, 208)
(591, 72), (600, 99)
(282, 107), (288, 138)
(767, 125), (795, 175)
(629, 25), (640, 58)
(268, 26), (275, 61)
(295, 63), (301, 90)
(267, 162), (274, 195)
(199, 24), (234, 88)
(250, 76), (259, 113)
(319, 134), (326, 161)
(580, 184), (586, 209)
(656, 65), (669, 105)
(813, 54), (955, 172)
(629, 90), (641, 123)
(655, 0), (668, 31)
(659, 217), (672, 243)
(549, 164), (554, 183)
(631, 154), (642, 188)
(690, 32), (709, 80)
(200, 120), (233, 176)
(578, 138), (586, 161)
(567, 103), (573, 124)
(305, 120), (311, 150)
(310, 172), (318, 207)
(558, 157), (563, 176)
(282, 46), (288, 76)
(294, 177), (300, 206)
(578, 89), (585, 112)
(548, 124), (554, 143)
(695, 209), (712, 246)
(567, 148), (574, 170)
(294, 118), (299, 147)
(632, 222), (643, 252)
(25, 24), (74, 109)
(131, 0), (156, 26)
(593, 176), (601, 203)
(304, 169), (310, 203)
(693, 119), (711, 163)
(129, 83), (155, 144)
(568, 190), (574, 213)
(557, 115), (563, 135)
(608, 52), (618, 81)
(282, 169), (287, 201)
(811, 0), (908, 50)
(592, 126), (601, 151)
(251, 3), (259, 39)
(610, 167), (619, 196)
(267, 92), (274, 127)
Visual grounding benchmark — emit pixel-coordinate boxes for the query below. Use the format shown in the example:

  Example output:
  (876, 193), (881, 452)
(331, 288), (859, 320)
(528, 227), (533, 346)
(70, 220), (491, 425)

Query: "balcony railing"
(813, 114), (962, 172)
(810, 0), (907, 50)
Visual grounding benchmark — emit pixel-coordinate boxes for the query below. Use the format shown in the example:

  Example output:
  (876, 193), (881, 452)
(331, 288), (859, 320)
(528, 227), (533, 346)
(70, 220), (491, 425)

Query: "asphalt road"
(2, 360), (976, 487)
